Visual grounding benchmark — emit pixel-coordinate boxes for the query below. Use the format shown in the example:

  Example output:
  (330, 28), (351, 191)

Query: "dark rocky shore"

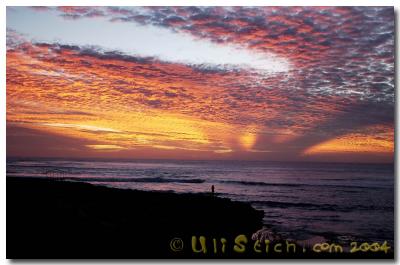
(7, 177), (265, 258)
(7, 177), (393, 259)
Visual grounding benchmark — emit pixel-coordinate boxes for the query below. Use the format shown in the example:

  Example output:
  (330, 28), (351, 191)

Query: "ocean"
(6, 158), (394, 246)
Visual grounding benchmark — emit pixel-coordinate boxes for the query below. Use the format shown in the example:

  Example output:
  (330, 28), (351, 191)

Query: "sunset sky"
(6, 6), (394, 163)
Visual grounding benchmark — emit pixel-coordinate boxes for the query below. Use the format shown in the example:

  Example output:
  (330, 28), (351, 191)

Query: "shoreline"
(7, 176), (264, 258)
(7, 176), (393, 259)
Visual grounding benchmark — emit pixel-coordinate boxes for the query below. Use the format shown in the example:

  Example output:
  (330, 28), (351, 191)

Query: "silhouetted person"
(211, 185), (215, 195)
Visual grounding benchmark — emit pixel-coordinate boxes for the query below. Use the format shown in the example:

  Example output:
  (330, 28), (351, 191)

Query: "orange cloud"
(6, 34), (394, 162)
(303, 125), (394, 155)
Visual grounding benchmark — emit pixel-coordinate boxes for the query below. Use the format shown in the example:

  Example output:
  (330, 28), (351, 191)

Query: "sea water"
(7, 158), (394, 246)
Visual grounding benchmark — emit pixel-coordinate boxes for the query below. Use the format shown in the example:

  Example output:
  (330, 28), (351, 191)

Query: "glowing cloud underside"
(303, 126), (394, 155)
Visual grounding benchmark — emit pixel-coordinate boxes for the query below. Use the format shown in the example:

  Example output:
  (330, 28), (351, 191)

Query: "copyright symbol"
(170, 238), (184, 252)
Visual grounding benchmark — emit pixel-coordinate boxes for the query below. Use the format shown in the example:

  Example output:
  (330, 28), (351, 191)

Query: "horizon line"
(6, 156), (395, 165)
